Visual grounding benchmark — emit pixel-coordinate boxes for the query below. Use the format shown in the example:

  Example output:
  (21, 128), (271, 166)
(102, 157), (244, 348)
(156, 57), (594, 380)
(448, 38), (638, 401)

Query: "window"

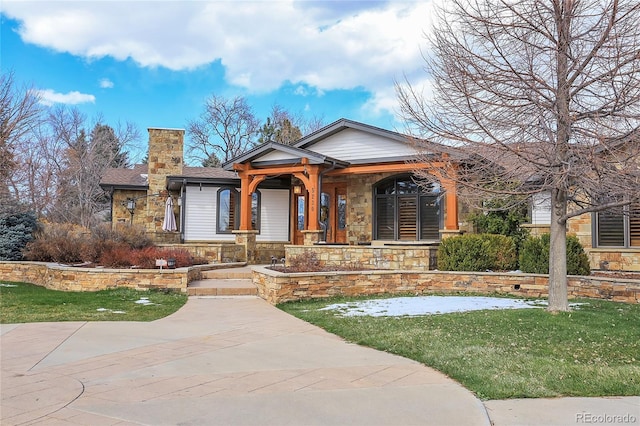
(217, 188), (239, 233)
(595, 203), (640, 248)
(217, 188), (260, 233)
(251, 191), (260, 232)
(374, 175), (442, 241)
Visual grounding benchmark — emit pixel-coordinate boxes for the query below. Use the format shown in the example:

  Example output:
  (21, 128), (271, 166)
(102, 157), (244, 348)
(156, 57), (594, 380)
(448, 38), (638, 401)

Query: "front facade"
(100, 119), (640, 271)
(101, 119), (461, 265)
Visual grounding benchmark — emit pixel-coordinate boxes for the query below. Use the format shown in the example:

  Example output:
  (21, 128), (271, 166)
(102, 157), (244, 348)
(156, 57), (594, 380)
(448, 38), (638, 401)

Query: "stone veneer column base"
(301, 230), (324, 246)
(440, 229), (462, 239)
(233, 230), (259, 263)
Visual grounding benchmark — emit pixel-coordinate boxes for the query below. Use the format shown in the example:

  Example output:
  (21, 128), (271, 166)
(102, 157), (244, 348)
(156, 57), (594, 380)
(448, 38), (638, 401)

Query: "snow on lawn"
(320, 296), (582, 317)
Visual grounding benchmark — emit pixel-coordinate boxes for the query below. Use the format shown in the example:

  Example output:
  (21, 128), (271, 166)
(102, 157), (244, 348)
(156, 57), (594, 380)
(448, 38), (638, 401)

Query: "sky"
(1, 1), (436, 163)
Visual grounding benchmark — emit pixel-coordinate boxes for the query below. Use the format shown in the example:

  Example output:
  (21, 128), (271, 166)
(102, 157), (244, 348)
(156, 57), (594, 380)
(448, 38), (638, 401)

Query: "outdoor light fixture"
(293, 185), (302, 194)
(124, 198), (136, 224)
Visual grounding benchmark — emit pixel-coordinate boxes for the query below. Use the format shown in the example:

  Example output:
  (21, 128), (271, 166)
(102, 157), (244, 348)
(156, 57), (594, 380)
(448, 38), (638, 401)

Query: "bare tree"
(258, 104), (325, 145)
(0, 71), (43, 213)
(46, 106), (139, 227)
(186, 95), (260, 165)
(398, 0), (640, 311)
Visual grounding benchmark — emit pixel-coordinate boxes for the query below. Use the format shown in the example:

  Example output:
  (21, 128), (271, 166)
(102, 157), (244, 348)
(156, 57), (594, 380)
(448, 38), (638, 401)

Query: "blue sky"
(1, 1), (435, 163)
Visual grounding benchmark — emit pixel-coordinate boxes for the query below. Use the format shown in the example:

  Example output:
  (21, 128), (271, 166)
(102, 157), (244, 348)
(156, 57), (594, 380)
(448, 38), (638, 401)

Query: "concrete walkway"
(1, 296), (638, 426)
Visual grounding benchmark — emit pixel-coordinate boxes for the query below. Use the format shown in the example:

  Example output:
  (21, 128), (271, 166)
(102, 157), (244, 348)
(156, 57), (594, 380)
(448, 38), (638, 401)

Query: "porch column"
(306, 165), (321, 231)
(238, 171), (252, 230)
(441, 177), (461, 239)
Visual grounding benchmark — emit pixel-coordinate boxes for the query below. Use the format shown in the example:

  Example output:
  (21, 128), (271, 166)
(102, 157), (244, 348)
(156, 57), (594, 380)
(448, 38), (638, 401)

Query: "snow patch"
(320, 296), (585, 317)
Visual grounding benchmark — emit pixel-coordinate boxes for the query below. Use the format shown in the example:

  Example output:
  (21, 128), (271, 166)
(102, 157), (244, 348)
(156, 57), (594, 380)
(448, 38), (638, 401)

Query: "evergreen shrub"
(0, 212), (38, 261)
(519, 233), (590, 275)
(437, 233), (517, 272)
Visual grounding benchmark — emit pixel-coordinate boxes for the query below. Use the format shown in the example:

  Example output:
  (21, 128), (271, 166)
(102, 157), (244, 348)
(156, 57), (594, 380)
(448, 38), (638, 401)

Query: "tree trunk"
(548, 188), (569, 312)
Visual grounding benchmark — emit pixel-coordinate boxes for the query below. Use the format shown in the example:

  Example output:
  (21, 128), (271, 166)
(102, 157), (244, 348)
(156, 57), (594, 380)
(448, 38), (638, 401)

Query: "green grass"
(278, 295), (640, 400)
(0, 281), (188, 323)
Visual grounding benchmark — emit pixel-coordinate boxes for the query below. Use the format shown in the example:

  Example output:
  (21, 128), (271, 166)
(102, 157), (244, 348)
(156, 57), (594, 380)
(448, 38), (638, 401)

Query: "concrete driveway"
(2, 296), (638, 426)
(1, 296), (490, 426)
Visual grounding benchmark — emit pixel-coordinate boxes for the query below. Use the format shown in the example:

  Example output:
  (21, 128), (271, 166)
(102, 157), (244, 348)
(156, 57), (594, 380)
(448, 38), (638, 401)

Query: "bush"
(23, 222), (91, 263)
(0, 212), (38, 261)
(467, 205), (530, 256)
(129, 247), (196, 269)
(519, 233), (590, 275)
(437, 233), (517, 272)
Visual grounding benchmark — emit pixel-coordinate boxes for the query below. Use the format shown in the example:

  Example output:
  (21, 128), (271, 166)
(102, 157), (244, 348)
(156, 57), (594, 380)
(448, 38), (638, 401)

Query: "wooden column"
(238, 171), (252, 231)
(441, 178), (459, 231)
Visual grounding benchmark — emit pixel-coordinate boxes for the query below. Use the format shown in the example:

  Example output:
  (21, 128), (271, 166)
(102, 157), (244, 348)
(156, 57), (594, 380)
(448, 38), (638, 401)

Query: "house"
(100, 118), (640, 271)
(100, 119), (461, 267)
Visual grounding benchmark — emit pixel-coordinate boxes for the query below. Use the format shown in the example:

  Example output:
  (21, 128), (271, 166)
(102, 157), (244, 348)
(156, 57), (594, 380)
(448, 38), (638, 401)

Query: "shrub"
(0, 212), (38, 261)
(90, 223), (153, 259)
(437, 233), (517, 272)
(519, 233), (590, 275)
(98, 242), (134, 268)
(23, 222), (91, 263)
(467, 204), (530, 256)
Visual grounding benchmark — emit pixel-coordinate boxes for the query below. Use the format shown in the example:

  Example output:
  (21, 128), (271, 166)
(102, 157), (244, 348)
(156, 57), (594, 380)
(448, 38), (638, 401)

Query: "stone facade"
(255, 242), (287, 264)
(146, 128), (183, 234)
(112, 189), (147, 227)
(252, 266), (640, 305)
(324, 173), (396, 244)
(568, 212), (640, 271)
(285, 245), (438, 270)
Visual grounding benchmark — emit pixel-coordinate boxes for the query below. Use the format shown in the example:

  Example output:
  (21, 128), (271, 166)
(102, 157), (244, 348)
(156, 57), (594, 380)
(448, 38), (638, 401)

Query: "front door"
(320, 183), (347, 244)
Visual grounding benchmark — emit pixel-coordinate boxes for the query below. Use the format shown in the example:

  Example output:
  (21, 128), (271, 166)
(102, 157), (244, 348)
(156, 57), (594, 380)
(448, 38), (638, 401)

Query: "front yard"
(279, 295), (640, 400)
(0, 281), (187, 323)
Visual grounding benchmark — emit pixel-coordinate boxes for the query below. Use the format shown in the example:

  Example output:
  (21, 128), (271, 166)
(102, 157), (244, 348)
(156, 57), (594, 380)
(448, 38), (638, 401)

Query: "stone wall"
(112, 189), (147, 227)
(156, 243), (246, 263)
(588, 249), (640, 272)
(324, 173), (396, 244)
(147, 128), (184, 233)
(252, 266), (640, 305)
(0, 262), (234, 293)
(255, 242), (287, 264)
(285, 245), (438, 270)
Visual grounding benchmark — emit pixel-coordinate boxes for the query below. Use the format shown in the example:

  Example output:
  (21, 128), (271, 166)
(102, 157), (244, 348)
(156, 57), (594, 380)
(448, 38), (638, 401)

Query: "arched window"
(374, 175), (442, 241)
(217, 188), (239, 233)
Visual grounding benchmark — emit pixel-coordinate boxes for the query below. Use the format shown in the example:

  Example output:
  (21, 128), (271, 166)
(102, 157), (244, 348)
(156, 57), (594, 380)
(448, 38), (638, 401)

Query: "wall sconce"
(293, 185), (302, 194)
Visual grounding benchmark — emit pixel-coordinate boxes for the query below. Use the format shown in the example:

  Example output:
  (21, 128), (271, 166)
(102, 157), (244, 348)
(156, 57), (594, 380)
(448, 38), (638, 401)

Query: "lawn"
(278, 295), (640, 400)
(0, 281), (188, 323)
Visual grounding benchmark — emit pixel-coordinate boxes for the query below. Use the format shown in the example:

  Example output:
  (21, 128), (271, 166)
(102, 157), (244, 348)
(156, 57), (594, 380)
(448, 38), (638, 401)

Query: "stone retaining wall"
(0, 261), (240, 293)
(252, 266), (640, 305)
(285, 245), (438, 270)
(156, 243), (246, 263)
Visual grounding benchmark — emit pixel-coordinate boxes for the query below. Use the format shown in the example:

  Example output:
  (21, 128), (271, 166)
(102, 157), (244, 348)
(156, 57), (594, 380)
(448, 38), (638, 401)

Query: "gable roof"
(294, 118), (410, 149)
(100, 164), (149, 189)
(100, 164), (237, 190)
(222, 141), (349, 170)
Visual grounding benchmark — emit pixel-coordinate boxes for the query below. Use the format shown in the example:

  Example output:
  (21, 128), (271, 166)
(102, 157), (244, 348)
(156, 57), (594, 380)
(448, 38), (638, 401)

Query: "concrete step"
(187, 278), (257, 297)
(201, 267), (253, 280)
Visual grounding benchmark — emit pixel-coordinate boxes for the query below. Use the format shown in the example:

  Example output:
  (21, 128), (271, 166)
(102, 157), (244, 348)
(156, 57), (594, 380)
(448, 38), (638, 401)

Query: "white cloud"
(37, 89), (96, 106)
(99, 78), (114, 89)
(3, 0), (437, 116)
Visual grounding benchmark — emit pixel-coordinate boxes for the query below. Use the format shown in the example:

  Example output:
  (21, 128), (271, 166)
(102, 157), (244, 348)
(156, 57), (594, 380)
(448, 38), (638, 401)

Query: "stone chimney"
(147, 128), (184, 232)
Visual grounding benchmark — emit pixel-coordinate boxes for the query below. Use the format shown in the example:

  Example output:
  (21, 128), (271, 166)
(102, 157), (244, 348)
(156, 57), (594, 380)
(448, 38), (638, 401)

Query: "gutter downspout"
(180, 180), (186, 243)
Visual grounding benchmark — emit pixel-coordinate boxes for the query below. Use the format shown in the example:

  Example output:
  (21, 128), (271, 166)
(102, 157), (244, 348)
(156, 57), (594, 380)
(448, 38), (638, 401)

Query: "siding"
(531, 191), (551, 225)
(257, 189), (290, 241)
(307, 128), (416, 162)
(257, 150), (297, 162)
(184, 186), (234, 241)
